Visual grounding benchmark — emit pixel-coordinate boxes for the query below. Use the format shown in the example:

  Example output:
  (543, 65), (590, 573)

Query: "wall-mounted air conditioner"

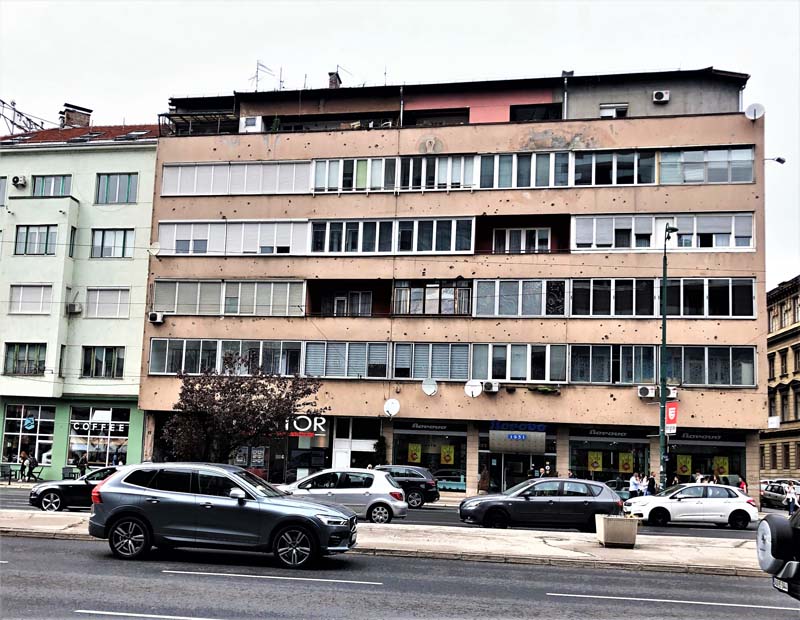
(652, 90), (670, 104)
(637, 385), (657, 398)
(65, 302), (82, 315)
(482, 380), (501, 393)
(148, 311), (165, 324)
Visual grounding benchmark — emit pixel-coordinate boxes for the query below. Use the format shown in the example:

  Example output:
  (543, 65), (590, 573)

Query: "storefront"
(569, 426), (651, 483)
(393, 420), (468, 491)
(1, 398), (144, 480)
(479, 421), (557, 492)
(667, 428), (747, 483)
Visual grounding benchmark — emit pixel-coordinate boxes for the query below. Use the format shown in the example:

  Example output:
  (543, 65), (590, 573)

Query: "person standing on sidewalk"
(786, 482), (797, 516)
(77, 453), (88, 477)
(17, 451), (29, 481)
(647, 472), (657, 496)
(478, 465), (490, 495)
(629, 472), (639, 498)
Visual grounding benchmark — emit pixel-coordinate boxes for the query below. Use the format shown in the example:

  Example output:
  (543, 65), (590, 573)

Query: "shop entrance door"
(489, 453), (533, 491)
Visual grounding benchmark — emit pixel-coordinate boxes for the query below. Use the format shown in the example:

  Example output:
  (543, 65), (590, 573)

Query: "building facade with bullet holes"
(140, 68), (766, 495)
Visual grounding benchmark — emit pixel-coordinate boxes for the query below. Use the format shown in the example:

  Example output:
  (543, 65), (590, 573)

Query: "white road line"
(0, 561), (8, 564)
(162, 569), (383, 586)
(75, 611), (223, 620)
(546, 592), (798, 611)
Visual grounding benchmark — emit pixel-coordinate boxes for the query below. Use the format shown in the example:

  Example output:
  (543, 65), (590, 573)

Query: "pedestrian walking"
(671, 475), (680, 486)
(694, 470), (703, 483)
(647, 473), (656, 496)
(478, 465), (490, 495)
(17, 451), (29, 481)
(77, 453), (88, 477)
(568, 469), (577, 479)
(538, 467), (546, 478)
(739, 478), (748, 494)
(712, 475), (721, 485)
(785, 482), (797, 516)
(629, 472), (640, 498)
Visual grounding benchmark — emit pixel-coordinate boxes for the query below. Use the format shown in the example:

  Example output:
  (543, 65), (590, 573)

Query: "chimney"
(328, 71), (342, 89)
(59, 103), (93, 128)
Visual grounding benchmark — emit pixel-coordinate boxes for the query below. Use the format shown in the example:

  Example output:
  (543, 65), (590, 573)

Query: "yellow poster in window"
(677, 455), (692, 477)
(713, 456), (729, 476)
(618, 453), (634, 474)
(441, 445), (454, 465)
(408, 443), (421, 464)
(588, 451), (603, 472)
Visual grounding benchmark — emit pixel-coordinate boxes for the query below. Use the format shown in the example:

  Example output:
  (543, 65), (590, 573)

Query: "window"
(68, 227), (76, 257)
(784, 442), (791, 469)
(162, 162), (311, 196)
(9, 285), (52, 314)
(393, 281), (471, 316)
(670, 346), (755, 386)
(768, 355), (776, 381)
(770, 444), (777, 469)
(781, 393), (790, 422)
(91, 229), (134, 258)
(151, 470), (192, 493)
(574, 214), (753, 251)
(470, 344), (567, 383)
(15, 225), (57, 255)
(794, 348), (800, 374)
(493, 228), (550, 253)
(0, 177), (6, 205)
(68, 407), (130, 466)
(663, 278), (755, 318)
(96, 173), (138, 204)
(86, 288), (129, 318)
(198, 472), (243, 497)
(81, 346), (125, 378)
(157, 222), (294, 256)
(781, 350), (788, 375)
(599, 103), (628, 118)
(569, 345), (612, 383)
(474, 280), (567, 317)
(2, 404), (55, 464)
(33, 175), (71, 197)
(391, 343), (468, 381)
(4, 343), (47, 375)
(660, 148), (754, 184)
(303, 342), (389, 379)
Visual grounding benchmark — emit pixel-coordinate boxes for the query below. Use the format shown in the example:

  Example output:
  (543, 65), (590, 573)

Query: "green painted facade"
(1, 396), (144, 480)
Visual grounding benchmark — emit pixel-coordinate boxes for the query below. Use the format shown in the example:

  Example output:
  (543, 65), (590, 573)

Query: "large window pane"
(550, 345), (567, 382)
(708, 347), (731, 385)
(731, 348), (755, 385)
(545, 281), (565, 316)
(417, 221), (433, 251)
(572, 280), (591, 315)
(570, 346), (591, 382)
(491, 346), (507, 380)
(480, 156), (494, 188)
(530, 346), (546, 381)
(521, 280), (543, 315)
(498, 281), (519, 316)
(615, 280), (633, 315)
(535, 154), (550, 187)
(510, 345), (527, 380)
(592, 280), (611, 315)
(516, 154), (532, 187)
(635, 280), (654, 315)
(684, 347), (706, 384)
(574, 153), (593, 185)
(498, 155), (513, 188)
(732, 279), (754, 316)
(616, 152), (634, 184)
(471, 344), (488, 380)
(683, 280), (705, 316)
(591, 346), (611, 382)
(594, 153), (613, 185)
(412, 344), (429, 379)
(476, 281), (495, 316)
(455, 220), (472, 251)
(708, 279), (730, 316)
(554, 153), (569, 186)
(435, 220), (452, 251)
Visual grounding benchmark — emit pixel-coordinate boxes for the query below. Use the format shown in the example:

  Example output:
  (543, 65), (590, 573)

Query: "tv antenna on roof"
(249, 61), (274, 91)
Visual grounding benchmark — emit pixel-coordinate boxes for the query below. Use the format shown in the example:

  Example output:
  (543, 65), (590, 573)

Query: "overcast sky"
(1, 0), (797, 287)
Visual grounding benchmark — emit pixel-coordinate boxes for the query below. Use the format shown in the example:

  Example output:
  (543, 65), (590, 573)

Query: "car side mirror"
(284, 489), (293, 495)
(229, 488), (246, 502)
(674, 495), (684, 501)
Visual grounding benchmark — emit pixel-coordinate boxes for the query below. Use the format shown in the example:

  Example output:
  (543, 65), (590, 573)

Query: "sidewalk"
(0, 509), (762, 577)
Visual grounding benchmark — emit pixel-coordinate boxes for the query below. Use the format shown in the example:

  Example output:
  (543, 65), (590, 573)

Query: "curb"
(0, 527), (765, 578)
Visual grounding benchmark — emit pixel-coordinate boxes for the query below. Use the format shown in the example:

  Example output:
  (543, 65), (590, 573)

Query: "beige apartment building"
(761, 276), (800, 479)
(140, 68), (766, 495)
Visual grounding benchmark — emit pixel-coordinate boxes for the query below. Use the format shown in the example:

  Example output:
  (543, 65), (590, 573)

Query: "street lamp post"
(659, 224), (680, 491)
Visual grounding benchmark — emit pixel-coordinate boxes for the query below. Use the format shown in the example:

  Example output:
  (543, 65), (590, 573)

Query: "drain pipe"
(399, 85), (404, 127)
(561, 70), (573, 119)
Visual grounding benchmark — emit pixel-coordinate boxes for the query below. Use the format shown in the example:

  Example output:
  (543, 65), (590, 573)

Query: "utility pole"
(660, 224), (679, 490)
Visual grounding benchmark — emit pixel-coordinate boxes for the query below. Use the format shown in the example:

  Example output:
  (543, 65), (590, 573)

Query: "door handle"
(145, 497), (160, 504)
(547, 499), (554, 504)
(202, 502), (213, 509)
(326, 491), (333, 496)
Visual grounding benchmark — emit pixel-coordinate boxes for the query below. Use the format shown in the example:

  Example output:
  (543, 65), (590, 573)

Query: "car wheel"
(483, 508), (509, 529)
(648, 508), (670, 527)
(40, 491), (63, 512)
(407, 490), (424, 509)
(757, 515), (796, 574)
(368, 504), (393, 524)
(273, 524), (318, 569)
(108, 516), (151, 560)
(729, 511), (750, 530)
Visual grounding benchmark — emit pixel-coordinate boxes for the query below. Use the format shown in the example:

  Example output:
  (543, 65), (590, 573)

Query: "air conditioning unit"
(482, 380), (501, 393)
(663, 386), (679, 399)
(148, 311), (165, 324)
(65, 302), (82, 315)
(652, 90), (670, 104)
(637, 385), (657, 398)
(11, 175), (27, 188)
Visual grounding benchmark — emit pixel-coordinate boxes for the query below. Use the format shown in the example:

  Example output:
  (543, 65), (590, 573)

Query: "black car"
(757, 512), (800, 601)
(459, 477), (622, 531)
(375, 465), (440, 508)
(29, 466), (119, 511)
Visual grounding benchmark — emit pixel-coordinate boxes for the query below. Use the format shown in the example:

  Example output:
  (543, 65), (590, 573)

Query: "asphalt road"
(4, 486), (776, 539)
(0, 536), (796, 620)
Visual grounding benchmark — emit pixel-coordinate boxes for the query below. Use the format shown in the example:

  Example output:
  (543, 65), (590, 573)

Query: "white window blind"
(304, 343), (325, 376)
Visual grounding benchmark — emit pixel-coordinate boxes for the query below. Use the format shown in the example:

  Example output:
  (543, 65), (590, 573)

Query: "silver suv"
(88, 463), (357, 569)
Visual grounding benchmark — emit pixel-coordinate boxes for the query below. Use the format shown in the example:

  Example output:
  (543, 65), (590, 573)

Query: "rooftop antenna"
(0, 98), (51, 135)
(384, 65), (387, 86)
(249, 61), (274, 91)
(303, 74), (307, 89)
(278, 67), (284, 91)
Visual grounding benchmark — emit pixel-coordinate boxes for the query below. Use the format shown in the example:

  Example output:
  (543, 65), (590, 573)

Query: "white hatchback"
(623, 483), (758, 529)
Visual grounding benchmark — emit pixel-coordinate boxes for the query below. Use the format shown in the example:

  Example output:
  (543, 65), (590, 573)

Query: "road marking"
(0, 561), (8, 564)
(75, 611), (223, 620)
(546, 593), (797, 611)
(162, 569), (383, 586)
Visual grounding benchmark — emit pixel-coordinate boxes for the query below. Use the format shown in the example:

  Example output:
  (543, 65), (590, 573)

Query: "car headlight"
(316, 514), (349, 526)
(461, 500), (484, 509)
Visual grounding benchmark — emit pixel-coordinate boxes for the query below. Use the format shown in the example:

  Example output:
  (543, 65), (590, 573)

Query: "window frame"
(14, 225), (58, 256)
(32, 175), (72, 197)
(96, 173), (139, 204)
(4, 343), (47, 375)
(9, 284), (53, 314)
(85, 287), (130, 319)
(80, 346), (126, 379)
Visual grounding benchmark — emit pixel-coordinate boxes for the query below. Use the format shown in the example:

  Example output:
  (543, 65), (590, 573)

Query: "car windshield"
(656, 484), (686, 497)
(232, 470), (285, 497)
(503, 479), (535, 496)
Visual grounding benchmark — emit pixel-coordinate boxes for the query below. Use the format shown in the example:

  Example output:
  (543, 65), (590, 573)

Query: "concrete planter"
(595, 514), (638, 548)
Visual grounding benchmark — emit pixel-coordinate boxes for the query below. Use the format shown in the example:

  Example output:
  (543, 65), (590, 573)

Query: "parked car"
(459, 478), (622, 531)
(762, 483), (789, 509)
(375, 465), (439, 508)
(29, 466), (119, 511)
(433, 468), (466, 492)
(279, 468), (408, 524)
(757, 512), (800, 601)
(623, 483), (758, 529)
(88, 463), (358, 568)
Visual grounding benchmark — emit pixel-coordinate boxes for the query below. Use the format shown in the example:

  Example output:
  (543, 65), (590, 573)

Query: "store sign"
(713, 456), (729, 476)
(571, 426), (650, 440)
(71, 422), (128, 433)
(393, 420), (468, 433)
(588, 451), (603, 472)
(665, 402), (678, 435)
(489, 430), (545, 454)
(408, 443), (422, 463)
(618, 452), (634, 473)
(677, 454), (692, 476)
(490, 421), (548, 433)
(286, 416), (327, 437)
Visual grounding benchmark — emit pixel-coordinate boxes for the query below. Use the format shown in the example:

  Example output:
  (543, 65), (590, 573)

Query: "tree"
(161, 355), (326, 462)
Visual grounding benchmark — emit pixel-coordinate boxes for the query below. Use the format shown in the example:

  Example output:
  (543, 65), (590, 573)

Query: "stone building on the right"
(761, 275), (800, 479)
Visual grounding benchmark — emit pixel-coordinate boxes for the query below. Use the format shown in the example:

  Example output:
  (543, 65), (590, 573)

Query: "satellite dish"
(148, 242), (161, 256)
(383, 398), (400, 418)
(421, 378), (438, 396)
(745, 103), (765, 121)
(464, 380), (483, 398)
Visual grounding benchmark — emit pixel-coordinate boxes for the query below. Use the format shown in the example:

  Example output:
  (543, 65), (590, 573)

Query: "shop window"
(68, 407), (130, 467)
(2, 404), (55, 464)
(351, 418), (380, 441)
